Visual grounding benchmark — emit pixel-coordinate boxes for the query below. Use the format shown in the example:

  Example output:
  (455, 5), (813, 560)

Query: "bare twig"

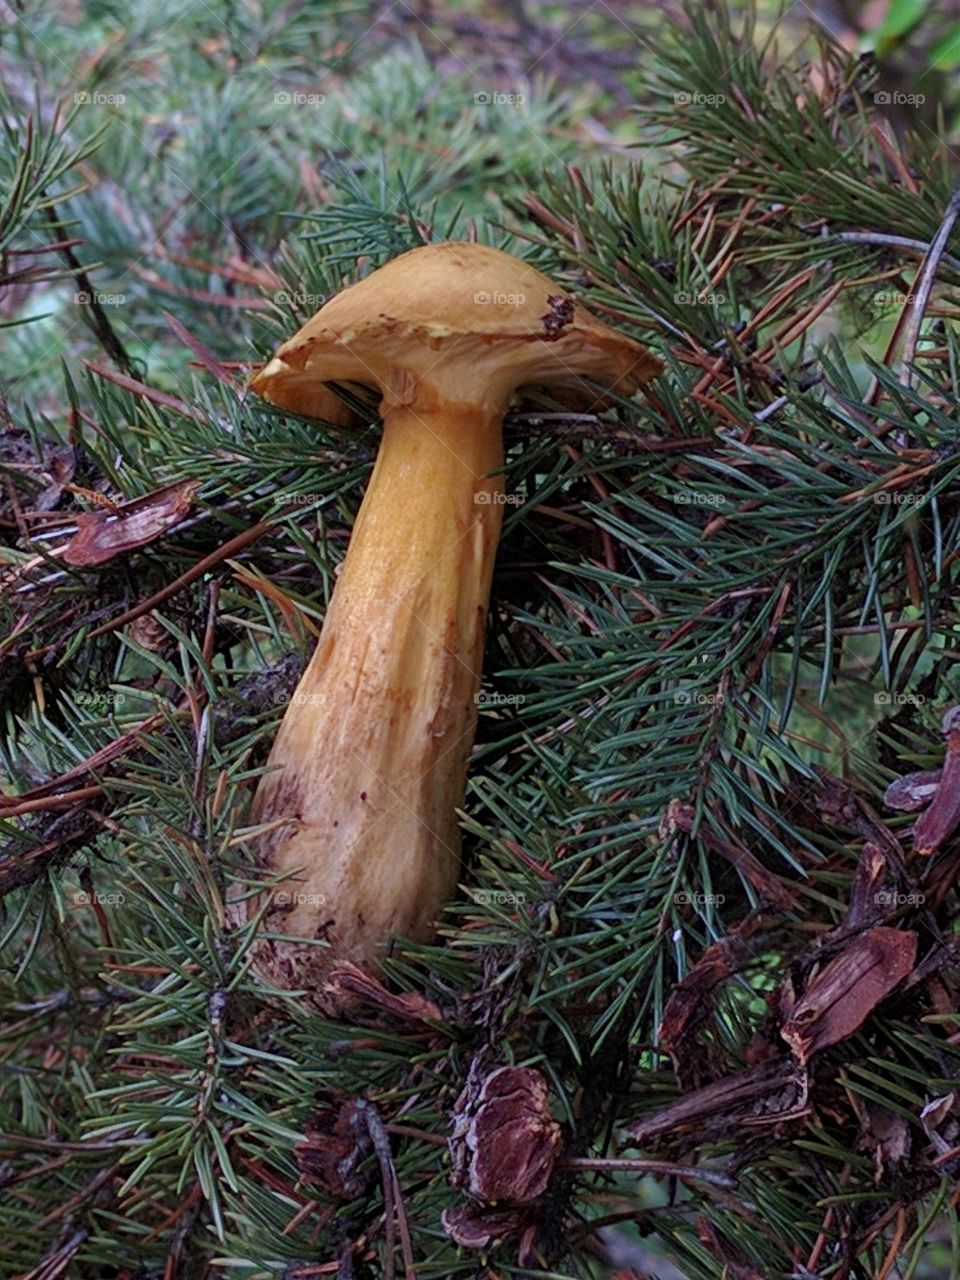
(44, 204), (134, 377)
(560, 1156), (737, 1188)
(898, 187), (960, 387)
(358, 1101), (415, 1280)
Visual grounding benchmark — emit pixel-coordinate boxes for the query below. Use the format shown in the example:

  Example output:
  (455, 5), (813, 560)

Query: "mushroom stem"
(249, 404), (504, 997)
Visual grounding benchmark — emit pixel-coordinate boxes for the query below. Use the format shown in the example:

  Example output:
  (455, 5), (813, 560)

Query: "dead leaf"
(625, 1059), (807, 1144)
(845, 842), (892, 928)
(857, 1098), (911, 1180)
(295, 1096), (371, 1198)
(59, 480), (197, 567)
(326, 961), (442, 1024)
(0, 427), (75, 520)
(913, 708), (960, 855)
(884, 770), (941, 812)
(920, 1093), (958, 1161)
(441, 1203), (528, 1249)
(781, 927), (917, 1065)
(659, 916), (768, 1086)
(127, 612), (170, 652)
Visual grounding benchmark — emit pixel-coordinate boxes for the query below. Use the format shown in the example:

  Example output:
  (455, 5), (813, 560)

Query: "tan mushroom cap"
(250, 241), (661, 418)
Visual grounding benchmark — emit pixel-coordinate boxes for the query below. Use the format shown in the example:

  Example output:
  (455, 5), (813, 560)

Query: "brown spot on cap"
(540, 294), (575, 339)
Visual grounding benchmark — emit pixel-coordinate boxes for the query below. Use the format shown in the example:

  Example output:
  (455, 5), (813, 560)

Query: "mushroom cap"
(250, 241), (660, 417)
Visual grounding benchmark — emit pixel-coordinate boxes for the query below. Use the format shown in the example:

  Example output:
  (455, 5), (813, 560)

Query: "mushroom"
(240, 240), (660, 1012)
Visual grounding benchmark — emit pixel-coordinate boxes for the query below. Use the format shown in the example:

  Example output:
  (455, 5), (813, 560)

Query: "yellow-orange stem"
(245, 404), (504, 1008)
